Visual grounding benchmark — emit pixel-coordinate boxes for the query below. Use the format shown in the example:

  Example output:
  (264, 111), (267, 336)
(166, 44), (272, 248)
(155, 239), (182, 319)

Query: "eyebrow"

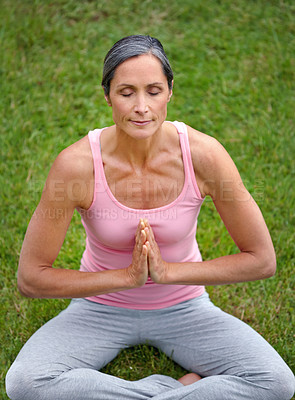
(117, 82), (165, 88)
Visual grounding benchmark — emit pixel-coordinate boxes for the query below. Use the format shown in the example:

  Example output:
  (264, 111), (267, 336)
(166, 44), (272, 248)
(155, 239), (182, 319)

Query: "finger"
(144, 226), (154, 244)
(136, 219), (145, 236)
(135, 221), (141, 240)
(135, 231), (143, 255)
(140, 229), (147, 243)
(136, 222), (145, 243)
(142, 244), (148, 256)
(135, 230), (147, 256)
(145, 241), (153, 257)
(144, 228), (150, 245)
(139, 245), (148, 268)
(145, 220), (155, 240)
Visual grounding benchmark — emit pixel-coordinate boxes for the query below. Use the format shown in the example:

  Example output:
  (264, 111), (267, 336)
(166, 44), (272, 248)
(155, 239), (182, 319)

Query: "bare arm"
(18, 138), (148, 298)
(147, 126), (276, 285)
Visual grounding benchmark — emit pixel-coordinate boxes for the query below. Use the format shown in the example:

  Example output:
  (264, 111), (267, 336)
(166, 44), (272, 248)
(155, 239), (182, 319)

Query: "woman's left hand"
(143, 219), (169, 284)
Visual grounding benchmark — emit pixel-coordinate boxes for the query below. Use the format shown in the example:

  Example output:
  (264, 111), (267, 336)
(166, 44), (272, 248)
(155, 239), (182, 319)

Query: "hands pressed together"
(127, 219), (169, 287)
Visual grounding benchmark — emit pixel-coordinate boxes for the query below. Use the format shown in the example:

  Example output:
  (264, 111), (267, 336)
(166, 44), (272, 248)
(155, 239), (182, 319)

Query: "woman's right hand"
(127, 219), (149, 288)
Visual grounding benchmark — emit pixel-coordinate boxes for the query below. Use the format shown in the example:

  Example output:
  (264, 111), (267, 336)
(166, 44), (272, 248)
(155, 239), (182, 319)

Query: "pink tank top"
(77, 121), (205, 309)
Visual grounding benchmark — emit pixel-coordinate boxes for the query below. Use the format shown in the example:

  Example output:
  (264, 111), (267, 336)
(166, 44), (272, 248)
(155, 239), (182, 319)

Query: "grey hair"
(102, 35), (173, 96)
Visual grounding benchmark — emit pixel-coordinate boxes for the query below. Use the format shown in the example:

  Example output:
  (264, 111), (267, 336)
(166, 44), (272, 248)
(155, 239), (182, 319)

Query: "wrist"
(161, 262), (189, 285)
(163, 262), (173, 284)
(124, 265), (146, 289)
(123, 266), (137, 289)
(152, 261), (173, 285)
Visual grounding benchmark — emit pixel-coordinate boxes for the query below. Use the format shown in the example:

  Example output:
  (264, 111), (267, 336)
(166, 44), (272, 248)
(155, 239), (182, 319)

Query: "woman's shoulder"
(44, 135), (94, 209)
(186, 124), (221, 150)
(185, 124), (236, 196)
(53, 135), (93, 180)
(186, 124), (226, 168)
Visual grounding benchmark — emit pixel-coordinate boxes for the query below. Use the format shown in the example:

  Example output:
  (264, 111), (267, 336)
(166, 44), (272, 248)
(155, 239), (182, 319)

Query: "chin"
(133, 126), (160, 140)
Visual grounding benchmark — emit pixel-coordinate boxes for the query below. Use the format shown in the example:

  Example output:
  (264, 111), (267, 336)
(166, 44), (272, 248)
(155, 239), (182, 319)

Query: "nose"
(134, 93), (148, 114)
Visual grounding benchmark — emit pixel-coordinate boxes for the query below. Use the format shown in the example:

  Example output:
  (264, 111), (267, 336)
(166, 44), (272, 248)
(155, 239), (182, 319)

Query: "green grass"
(1, 0), (294, 398)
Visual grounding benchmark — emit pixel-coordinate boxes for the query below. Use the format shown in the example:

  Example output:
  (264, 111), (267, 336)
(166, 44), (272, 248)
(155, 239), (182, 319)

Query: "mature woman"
(6, 35), (294, 400)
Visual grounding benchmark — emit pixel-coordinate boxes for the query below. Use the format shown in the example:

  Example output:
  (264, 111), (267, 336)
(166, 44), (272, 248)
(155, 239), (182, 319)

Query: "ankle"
(178, 372), (202, 386)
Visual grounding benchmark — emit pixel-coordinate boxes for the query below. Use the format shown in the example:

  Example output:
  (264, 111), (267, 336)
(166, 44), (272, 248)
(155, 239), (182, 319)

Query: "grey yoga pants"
(6, 292), (295, 400)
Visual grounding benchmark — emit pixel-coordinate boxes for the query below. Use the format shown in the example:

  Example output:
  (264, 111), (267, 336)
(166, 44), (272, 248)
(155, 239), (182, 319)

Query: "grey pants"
(6, 292), (295, 400)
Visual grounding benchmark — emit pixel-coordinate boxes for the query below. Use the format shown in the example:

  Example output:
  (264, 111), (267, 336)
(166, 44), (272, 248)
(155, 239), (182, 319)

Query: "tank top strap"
(88, 128), (102, 163)
(87, 128), (105, 209)
(172, 121), (203, 200)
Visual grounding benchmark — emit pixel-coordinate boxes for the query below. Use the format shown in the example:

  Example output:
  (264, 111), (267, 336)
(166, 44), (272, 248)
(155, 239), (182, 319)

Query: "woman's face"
(106, 54), (173, 140)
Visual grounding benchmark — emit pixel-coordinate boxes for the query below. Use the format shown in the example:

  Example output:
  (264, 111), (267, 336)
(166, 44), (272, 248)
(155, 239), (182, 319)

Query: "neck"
(113, 125), (165, 169)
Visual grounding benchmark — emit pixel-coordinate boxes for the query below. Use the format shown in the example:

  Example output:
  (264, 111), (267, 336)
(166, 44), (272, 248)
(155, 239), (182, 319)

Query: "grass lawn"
(1, 0), (294, 398)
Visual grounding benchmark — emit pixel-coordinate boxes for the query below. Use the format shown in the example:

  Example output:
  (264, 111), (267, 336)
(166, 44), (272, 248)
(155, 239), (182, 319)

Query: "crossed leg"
(6, 294), (295, 400)
(5, 299), (181, 400)
(146, 293), (295, 399)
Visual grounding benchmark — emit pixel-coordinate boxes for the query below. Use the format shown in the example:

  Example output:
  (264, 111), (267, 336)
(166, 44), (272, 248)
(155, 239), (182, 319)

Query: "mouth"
(130, 120), (152, 126)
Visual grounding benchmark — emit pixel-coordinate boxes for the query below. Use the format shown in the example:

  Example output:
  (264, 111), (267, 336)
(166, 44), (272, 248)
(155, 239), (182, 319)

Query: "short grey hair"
(102, 35), (173, 96)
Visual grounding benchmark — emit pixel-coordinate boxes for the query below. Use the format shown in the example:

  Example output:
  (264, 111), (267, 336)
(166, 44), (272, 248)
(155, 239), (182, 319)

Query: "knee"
(263, 364), (295, 400)
(6, 361), (36, 400)
(272, 366), (295, 400)
(6, 363), (20, 400)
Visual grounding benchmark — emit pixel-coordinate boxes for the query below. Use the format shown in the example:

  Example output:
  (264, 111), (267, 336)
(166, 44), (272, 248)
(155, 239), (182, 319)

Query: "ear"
(105, 95), (112, 107)
(167, 80), (174, 102)
(102, 86), (112, 106)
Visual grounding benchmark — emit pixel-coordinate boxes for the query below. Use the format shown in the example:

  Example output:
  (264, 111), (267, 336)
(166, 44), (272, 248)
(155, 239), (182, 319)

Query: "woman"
(6, 35), (294, 400)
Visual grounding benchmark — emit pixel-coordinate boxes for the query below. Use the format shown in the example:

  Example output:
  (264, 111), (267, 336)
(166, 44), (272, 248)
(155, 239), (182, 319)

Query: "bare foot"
(178, 372), (201, 386)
